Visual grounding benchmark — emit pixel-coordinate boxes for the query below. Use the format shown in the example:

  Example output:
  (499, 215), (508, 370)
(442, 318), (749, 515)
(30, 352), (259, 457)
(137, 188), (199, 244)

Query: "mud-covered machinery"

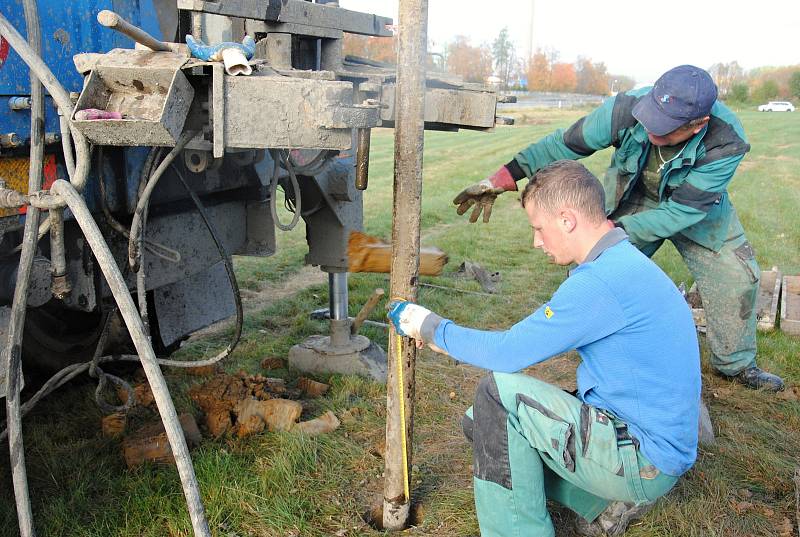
(1, 0), (499, 382)
(0, 0), (500, 533)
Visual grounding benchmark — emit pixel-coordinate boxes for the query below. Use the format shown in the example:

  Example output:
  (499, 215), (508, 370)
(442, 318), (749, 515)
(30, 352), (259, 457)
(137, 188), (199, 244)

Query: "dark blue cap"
(632, 65), (718, 136)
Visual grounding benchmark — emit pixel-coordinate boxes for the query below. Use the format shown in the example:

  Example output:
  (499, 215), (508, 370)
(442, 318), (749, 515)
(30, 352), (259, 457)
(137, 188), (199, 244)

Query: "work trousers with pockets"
(611, 194), (759, 376)
(463, 373), (678, 537)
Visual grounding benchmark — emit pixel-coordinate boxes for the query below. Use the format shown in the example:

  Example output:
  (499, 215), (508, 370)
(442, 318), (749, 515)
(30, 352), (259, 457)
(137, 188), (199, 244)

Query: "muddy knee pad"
(473, 374), (512, 489)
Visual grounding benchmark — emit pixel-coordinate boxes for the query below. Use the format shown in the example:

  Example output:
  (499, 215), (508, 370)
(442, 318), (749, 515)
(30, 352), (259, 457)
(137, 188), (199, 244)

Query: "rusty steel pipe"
(355, 128), (371, 190)
(382, 0), (429, 531)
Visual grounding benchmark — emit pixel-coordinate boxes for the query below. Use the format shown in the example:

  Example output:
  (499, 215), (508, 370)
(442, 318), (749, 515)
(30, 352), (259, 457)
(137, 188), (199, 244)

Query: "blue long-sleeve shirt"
(433, 229), (701, 476)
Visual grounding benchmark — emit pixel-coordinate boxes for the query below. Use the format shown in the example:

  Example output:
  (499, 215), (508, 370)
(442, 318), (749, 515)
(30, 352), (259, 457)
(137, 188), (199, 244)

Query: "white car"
(758, 101), (795, 112)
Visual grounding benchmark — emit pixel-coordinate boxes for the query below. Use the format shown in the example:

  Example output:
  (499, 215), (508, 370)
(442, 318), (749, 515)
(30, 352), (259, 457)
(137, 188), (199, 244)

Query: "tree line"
(344, 29), (632, 96)
(710, 62), (800, 104)
(344, 31), (800, 102)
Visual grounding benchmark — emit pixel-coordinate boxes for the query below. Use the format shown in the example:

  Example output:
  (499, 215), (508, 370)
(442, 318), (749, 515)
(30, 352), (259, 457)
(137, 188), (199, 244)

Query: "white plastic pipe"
(221, 47), (252, 76)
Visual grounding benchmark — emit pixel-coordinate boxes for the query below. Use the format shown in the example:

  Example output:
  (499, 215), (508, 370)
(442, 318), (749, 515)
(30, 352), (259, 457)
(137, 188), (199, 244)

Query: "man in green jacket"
(454, 64), (783, 391)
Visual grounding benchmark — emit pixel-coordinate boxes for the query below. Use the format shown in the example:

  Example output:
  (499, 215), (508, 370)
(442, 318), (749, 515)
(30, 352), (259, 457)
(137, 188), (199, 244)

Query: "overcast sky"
(339, 0), (800, 85)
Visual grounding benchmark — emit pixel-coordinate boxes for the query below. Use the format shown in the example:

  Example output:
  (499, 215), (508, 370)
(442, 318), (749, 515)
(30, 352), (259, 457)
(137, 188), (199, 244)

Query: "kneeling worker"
(388, 160), (701, 537)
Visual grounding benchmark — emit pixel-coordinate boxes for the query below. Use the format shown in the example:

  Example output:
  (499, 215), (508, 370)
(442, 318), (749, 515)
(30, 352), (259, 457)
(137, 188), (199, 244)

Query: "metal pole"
(328, 271), (350, 347)
(383, 0), (428, 530)
(328, 272), (349, 321)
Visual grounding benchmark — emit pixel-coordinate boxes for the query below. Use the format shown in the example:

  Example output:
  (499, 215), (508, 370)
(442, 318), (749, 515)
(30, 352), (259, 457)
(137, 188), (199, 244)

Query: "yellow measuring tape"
(395, 332), (410, 502)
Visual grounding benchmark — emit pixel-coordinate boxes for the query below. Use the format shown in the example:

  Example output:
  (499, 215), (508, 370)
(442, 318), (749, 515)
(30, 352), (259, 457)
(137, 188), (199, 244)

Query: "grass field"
(1, 108), (799, 536)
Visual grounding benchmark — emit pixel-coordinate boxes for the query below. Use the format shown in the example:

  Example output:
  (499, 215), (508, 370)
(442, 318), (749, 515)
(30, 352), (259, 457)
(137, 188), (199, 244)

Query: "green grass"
(1, 109), (799, 536)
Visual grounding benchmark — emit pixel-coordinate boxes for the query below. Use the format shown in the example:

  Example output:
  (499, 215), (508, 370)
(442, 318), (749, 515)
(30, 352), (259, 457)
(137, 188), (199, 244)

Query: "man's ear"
(692, 116), (710, 134)
(559, 209), (578, 233)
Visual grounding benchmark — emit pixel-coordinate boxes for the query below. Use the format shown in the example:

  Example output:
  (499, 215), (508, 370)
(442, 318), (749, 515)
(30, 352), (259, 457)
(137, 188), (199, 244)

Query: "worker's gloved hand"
(387, 300), (443, 344)
(453, 166), (517, 223)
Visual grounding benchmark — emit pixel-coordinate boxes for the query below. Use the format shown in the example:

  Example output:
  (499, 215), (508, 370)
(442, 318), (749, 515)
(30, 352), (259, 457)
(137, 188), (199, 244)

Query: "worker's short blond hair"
(521, 160), (606, 223)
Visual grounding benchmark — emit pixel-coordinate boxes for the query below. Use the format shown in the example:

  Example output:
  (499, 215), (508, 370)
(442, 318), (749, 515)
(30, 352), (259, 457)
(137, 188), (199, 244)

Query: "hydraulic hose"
(97, 149), (181, 263)
(287, 149), (330, 175)
(270, 149), (302, 231)
(58, 113), (76, 179)
(51, 179), (211, 537)
(0, 8), (212, 535)
(3, 1), (45, 534)
(128, 131), (197, 272)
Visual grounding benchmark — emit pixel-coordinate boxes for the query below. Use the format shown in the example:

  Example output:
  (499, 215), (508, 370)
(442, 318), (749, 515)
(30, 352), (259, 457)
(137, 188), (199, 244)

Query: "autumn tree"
(747, 65), (800, 100)
(446, 36), (493, 83)
(550, 63), (577, 92)
(525, 47), (635, 94)
(527, 50), (550, 91)
(526, 48), (563, 91)
(575, 57), (610, 95)
(343, 34), (396, 65)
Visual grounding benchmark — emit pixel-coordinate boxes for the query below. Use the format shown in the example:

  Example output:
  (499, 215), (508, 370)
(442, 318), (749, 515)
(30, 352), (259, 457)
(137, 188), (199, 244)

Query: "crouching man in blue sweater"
(388, 160), (701, 537)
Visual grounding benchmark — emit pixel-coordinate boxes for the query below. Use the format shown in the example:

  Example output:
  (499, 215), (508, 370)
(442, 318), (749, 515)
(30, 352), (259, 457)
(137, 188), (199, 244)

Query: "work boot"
(730, 366), (785, 392)
(574, 501), (654, 536)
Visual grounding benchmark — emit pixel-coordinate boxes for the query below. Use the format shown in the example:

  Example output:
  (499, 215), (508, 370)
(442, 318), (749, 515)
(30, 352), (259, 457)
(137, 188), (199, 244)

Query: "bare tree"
(708, 62), (744, 97)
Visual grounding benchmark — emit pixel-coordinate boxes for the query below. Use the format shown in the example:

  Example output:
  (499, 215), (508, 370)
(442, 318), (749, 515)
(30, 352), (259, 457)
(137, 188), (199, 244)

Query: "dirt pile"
(110, 370), (338, 467)
(188, 371), (339, 439)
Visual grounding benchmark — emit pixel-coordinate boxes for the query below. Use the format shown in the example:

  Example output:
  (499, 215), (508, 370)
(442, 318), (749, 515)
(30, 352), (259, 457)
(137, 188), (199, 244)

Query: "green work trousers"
(463, 373), (678, 537)
(611, 194), (759, 375)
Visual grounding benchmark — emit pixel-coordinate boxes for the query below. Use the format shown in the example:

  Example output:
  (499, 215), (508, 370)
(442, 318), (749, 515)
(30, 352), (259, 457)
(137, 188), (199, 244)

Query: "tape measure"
(395, 332), (410, 502)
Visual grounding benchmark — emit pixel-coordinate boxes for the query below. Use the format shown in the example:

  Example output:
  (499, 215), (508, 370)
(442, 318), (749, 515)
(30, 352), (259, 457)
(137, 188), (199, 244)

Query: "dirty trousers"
(612, 195), (759, 376)
(462, 373), (677, 537)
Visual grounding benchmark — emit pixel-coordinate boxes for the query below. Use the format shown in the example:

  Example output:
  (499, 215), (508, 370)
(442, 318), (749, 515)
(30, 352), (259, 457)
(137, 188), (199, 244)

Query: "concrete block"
(757, 268), (782, 332)
(781, 275), (800, 336)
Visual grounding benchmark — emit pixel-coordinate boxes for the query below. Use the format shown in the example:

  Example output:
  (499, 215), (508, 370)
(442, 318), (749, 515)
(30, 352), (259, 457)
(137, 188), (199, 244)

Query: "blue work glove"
(185, 35), (256, 62)
(387, 300), (443, 344)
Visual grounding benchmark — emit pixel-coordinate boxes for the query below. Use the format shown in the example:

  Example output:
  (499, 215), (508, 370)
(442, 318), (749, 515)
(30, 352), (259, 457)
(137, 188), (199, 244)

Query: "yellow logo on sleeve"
(544, 306), (554, 319)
